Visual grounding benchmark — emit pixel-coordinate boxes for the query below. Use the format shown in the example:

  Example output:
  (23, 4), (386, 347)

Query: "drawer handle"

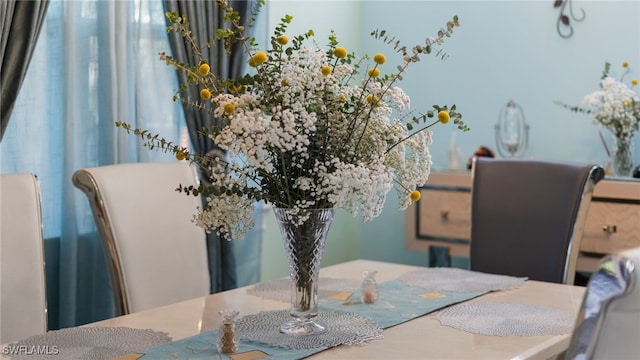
(440, 210), (450, 220)
(602, 225), (617, 234)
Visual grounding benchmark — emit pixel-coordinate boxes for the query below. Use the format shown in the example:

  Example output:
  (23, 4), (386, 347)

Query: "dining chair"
(565, 246), (640, 359)
(1, 173), (48, 344)
(469, 157), (605, 284)
(72, 162), (210, 315)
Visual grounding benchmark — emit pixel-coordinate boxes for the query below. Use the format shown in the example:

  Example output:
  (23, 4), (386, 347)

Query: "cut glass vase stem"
(273, 207), (335, 336)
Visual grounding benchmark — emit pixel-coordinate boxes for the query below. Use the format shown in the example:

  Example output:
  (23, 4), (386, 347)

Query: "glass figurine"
(361, 270), (378, 304)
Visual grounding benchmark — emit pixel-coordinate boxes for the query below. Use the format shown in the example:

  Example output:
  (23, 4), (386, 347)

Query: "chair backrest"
(72, 162), (209, 315)
(1, 173), (47, 344)
(565, 246), (640, 359)
(469, 157), (604, 284)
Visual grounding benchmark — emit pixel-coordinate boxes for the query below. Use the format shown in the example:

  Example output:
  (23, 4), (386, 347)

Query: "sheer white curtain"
(0, 0), (186, 328)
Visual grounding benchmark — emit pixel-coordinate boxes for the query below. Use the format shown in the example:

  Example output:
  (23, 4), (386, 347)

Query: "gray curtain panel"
(0, 0), (49, 142)
(162, 0), (256, 293)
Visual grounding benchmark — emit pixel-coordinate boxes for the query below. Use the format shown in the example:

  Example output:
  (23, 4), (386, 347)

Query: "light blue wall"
(359, 0), (640, 267)
(360, 0), (640, 168)
(260, 1), (640, 279)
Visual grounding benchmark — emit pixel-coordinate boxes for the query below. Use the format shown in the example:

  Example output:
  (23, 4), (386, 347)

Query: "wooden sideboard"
(405, 171), (640, 274)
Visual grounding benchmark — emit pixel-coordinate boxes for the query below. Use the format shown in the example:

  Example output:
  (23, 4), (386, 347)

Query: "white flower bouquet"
(557, 61), (639, 176)
(582, 74), (640, 141)
(558, 61), (640, 141)
(117, 1), (469, 240)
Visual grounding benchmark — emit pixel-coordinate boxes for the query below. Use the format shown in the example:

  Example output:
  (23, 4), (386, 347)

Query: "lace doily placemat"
(398, 267), (525, 293)
(247, 277), (361, 302)
(235, 310), (383, 350)
(5, 326), (171, 360)
(431, 302), (575, 336)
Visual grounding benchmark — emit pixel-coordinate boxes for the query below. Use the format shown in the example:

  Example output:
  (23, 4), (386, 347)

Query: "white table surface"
(85, 259), (586, 359)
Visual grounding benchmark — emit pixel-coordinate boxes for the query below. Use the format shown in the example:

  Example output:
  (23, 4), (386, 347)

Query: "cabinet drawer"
(580, 201), (640, 254)
(404, 171), (472, 257)
(416, 189), (471, 242)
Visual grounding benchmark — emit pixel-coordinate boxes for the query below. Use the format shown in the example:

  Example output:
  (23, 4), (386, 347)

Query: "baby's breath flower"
(373, 53), (386, 65)
(578, 70), (640, 141)
(198, 63), (210, 75)
(333, 47), (347, 59)
(559, 61), (639, 143)
(368, 68), (380, 78)
(200, 88), (211, 100)
(121, 9), (466, 241)
(277, 35), (289, 45)
(438, 110), (450, 124)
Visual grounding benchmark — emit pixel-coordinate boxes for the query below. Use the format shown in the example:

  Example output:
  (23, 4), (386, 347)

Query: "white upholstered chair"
(565, 246), (640, 359)
(0, 173), (47, 344)
(470, 157), (604, 284)
(72, 162), (209, 315)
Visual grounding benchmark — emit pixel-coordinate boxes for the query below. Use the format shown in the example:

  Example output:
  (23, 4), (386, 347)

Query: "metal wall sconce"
(495, 100), (530, 158)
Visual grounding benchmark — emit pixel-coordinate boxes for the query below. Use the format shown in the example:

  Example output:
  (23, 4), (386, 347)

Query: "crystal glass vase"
(612, 136), (635, 177)
(273, 207), (335, 336)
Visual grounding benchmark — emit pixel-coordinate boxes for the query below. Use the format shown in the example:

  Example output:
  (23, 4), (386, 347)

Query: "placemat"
(3, 327), (171, 360)
(236, 310), (383, 349)
(398, 267), (526, 293)
(431, 302), (575, 336)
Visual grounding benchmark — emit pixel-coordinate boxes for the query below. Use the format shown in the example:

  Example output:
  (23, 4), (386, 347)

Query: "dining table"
(3, 259), (587, 359)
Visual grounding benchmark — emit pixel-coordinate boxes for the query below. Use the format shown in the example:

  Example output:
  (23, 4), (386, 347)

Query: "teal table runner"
(141, 280), (486, 359)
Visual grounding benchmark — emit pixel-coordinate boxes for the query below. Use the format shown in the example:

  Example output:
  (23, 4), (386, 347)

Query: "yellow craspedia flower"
(281, 79), (289, 86)
(623, 61), (629, 68)
(438, 110), (450, 124)
(366, 94), (380, 106)
(321, 65), (332, 76)
(410, 190), (421, 202)
(373, 53), (386, 65)
(624, 99), (632, 106)
(175, 150), (186, 161)
(339, 95), (347, 102)
(334, 47), (347, 59)
(248, 51), (267, 67)
(200, 88), (211, 100)
(368, 68), (380, 78)
(223, 103), (235, 114)
(277, 35), (289, 45)
(632, 78), (638, 86)
(198, 63), (210, 75)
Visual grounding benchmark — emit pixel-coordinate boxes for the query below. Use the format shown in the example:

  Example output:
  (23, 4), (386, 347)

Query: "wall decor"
(494, 100), (530, 158)
(554, 0), (586, 39)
